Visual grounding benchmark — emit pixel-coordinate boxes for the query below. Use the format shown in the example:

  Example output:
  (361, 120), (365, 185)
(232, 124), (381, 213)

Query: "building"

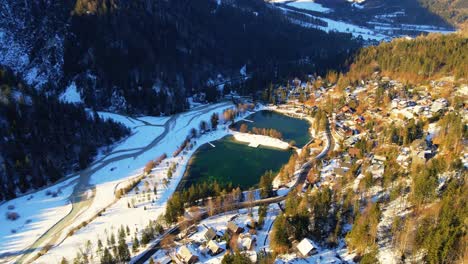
(177, 246), (199, 264)
(207, 240), (224, 256)
(155, 256), (172, 264)
(238, 233), (256, 250)
(227, 221), (243, 234)
(203, 227), (218, 241)
(296, 238), (318, 257)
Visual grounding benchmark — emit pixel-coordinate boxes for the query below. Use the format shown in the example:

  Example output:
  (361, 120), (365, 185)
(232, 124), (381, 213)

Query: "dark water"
(179, 136), (292, 189)
(232, 110), (311, 147)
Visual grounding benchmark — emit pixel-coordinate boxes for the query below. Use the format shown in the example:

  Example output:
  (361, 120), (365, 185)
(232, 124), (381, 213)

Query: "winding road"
(131, 117), (333, 264)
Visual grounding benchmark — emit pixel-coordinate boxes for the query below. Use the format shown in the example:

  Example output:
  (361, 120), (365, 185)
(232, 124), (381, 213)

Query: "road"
(132, 119), (333, 264)
(16, 102), (233, 264)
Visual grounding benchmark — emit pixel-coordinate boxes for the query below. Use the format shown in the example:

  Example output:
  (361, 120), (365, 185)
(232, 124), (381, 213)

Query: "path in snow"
(16, 102), (232, 264)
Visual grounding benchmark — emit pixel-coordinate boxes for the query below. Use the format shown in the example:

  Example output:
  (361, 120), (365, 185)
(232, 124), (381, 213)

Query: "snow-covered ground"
(377, 195), (411, 264)
(4, 102), (315, 263)
(283, 0), (331, 13)
(276, 6), (388, 41)
(144, 204), (281, 264)
(232, 131), (290, 149)
(35, 102), (254, 263)
(0, 177), (78, 262)
(59, 82), (82, 104)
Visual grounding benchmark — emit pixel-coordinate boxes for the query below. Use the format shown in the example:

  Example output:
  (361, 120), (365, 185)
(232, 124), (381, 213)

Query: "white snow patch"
(232, 132), (290, 149)
(286, 0), (331, 13)
(0, 177), (78, 263)
(59, 82), (82, 104)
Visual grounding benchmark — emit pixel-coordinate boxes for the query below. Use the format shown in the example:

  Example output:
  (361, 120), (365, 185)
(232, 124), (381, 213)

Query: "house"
(177, 246), (199, 264)
(203, 227), (218, 241)
(227, 221), (243, 234)
(238, 233), (256, 250)
(368, 164), (385, 179)
(348, 147), (361, 158)
(373, 155), (387, 164)
(244, 219), (258, 229)
(207, 240), (224, 256)
(296, 238), (318, 257)
(155, 256), (172, 264)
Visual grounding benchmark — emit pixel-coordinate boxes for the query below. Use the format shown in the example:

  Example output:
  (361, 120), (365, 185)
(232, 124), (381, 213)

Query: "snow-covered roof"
(296, 238), (317, 256)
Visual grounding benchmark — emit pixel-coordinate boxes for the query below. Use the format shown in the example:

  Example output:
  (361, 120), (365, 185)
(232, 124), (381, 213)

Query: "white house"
(296, 238), (318, 257)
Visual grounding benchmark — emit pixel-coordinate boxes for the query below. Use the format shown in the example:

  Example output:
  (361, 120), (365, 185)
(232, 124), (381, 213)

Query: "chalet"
(373, 155), (387, 164)
(238, 233), (256, 251)
(244, 219), (258, 229)
(177, 246), (198, 264)
(391, 98), (400, 109)
(207, 240), (224, 256)
(203, 227), (218, 241)
(155, 256), (172, 264)
(296, 238), (318, 257)
(227, 221), (243, 234)
(368, 164), (384, 179)
(431, 98), (448, 113)
(348, 147), (361, 158)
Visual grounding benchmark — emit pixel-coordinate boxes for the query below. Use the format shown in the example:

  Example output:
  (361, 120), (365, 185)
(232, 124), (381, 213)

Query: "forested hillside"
(0, 67), (129, 200)
(66, 0), (360, 114)
(338, 33), (468, 86)
(0, 0), (361, 115)
(417, 0), (467, 27)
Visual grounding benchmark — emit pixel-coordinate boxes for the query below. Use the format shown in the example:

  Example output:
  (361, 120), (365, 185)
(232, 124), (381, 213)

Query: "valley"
(0, 1), (466, 264)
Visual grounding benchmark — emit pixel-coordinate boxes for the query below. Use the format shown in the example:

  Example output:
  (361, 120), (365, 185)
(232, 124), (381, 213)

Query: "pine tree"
(60, 257), (68, 264)
(117, 236), (131, 262)
(132, 236), (140, 252)
(100, 248), (114, 264)
(110, 233), (116, 246)
(210, 113), (219, 130)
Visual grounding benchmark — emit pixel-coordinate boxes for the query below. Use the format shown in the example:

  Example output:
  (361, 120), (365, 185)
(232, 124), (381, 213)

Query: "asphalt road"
(132, 119), (333, 264)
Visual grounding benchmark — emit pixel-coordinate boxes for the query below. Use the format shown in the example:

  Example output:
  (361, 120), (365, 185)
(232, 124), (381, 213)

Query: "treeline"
(0, 67), (129, 200)
(237, 124), (283, 140)
(338, 33), (468, 86)
(165, 181), (241, 223)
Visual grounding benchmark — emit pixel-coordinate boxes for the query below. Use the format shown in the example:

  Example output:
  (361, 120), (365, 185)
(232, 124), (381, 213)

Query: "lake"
(232, 110), (311, 147)
(179, 110), (311, 190)
(178, 136), (292, 190)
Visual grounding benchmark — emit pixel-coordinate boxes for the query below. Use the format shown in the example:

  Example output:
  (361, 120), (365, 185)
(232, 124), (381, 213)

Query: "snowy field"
(0, 177), (78, 262)
(36, 102), (252, 263)
(2, 102), (315, 263)
(284, 0), (331, 13)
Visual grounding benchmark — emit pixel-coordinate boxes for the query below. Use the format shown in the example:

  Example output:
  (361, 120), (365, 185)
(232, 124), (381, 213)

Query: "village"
(140, 72), (466, 264)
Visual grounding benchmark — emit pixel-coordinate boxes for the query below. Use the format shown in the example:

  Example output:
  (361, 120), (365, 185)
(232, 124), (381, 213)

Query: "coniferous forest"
(0, 67), (129, 200)
(339, 33), (468, 86)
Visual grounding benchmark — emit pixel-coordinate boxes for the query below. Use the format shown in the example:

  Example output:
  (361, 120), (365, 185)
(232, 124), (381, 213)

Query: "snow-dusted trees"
(210, 113), (219, 130)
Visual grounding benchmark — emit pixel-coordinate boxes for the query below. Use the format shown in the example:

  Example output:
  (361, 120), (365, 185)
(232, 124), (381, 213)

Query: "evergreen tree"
(117, 236), (131, 262)
(100, 248), (114, 264)
(132, 236), (140, 252)
(210, 113), (219, 130)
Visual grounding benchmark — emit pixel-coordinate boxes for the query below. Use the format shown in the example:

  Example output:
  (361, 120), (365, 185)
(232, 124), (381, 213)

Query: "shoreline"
(175, 105), (315, 192)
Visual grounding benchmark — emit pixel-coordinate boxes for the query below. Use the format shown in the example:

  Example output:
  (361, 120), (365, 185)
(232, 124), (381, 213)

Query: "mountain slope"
(0, 67), (129, 200)
(0, 0), (361, 115)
